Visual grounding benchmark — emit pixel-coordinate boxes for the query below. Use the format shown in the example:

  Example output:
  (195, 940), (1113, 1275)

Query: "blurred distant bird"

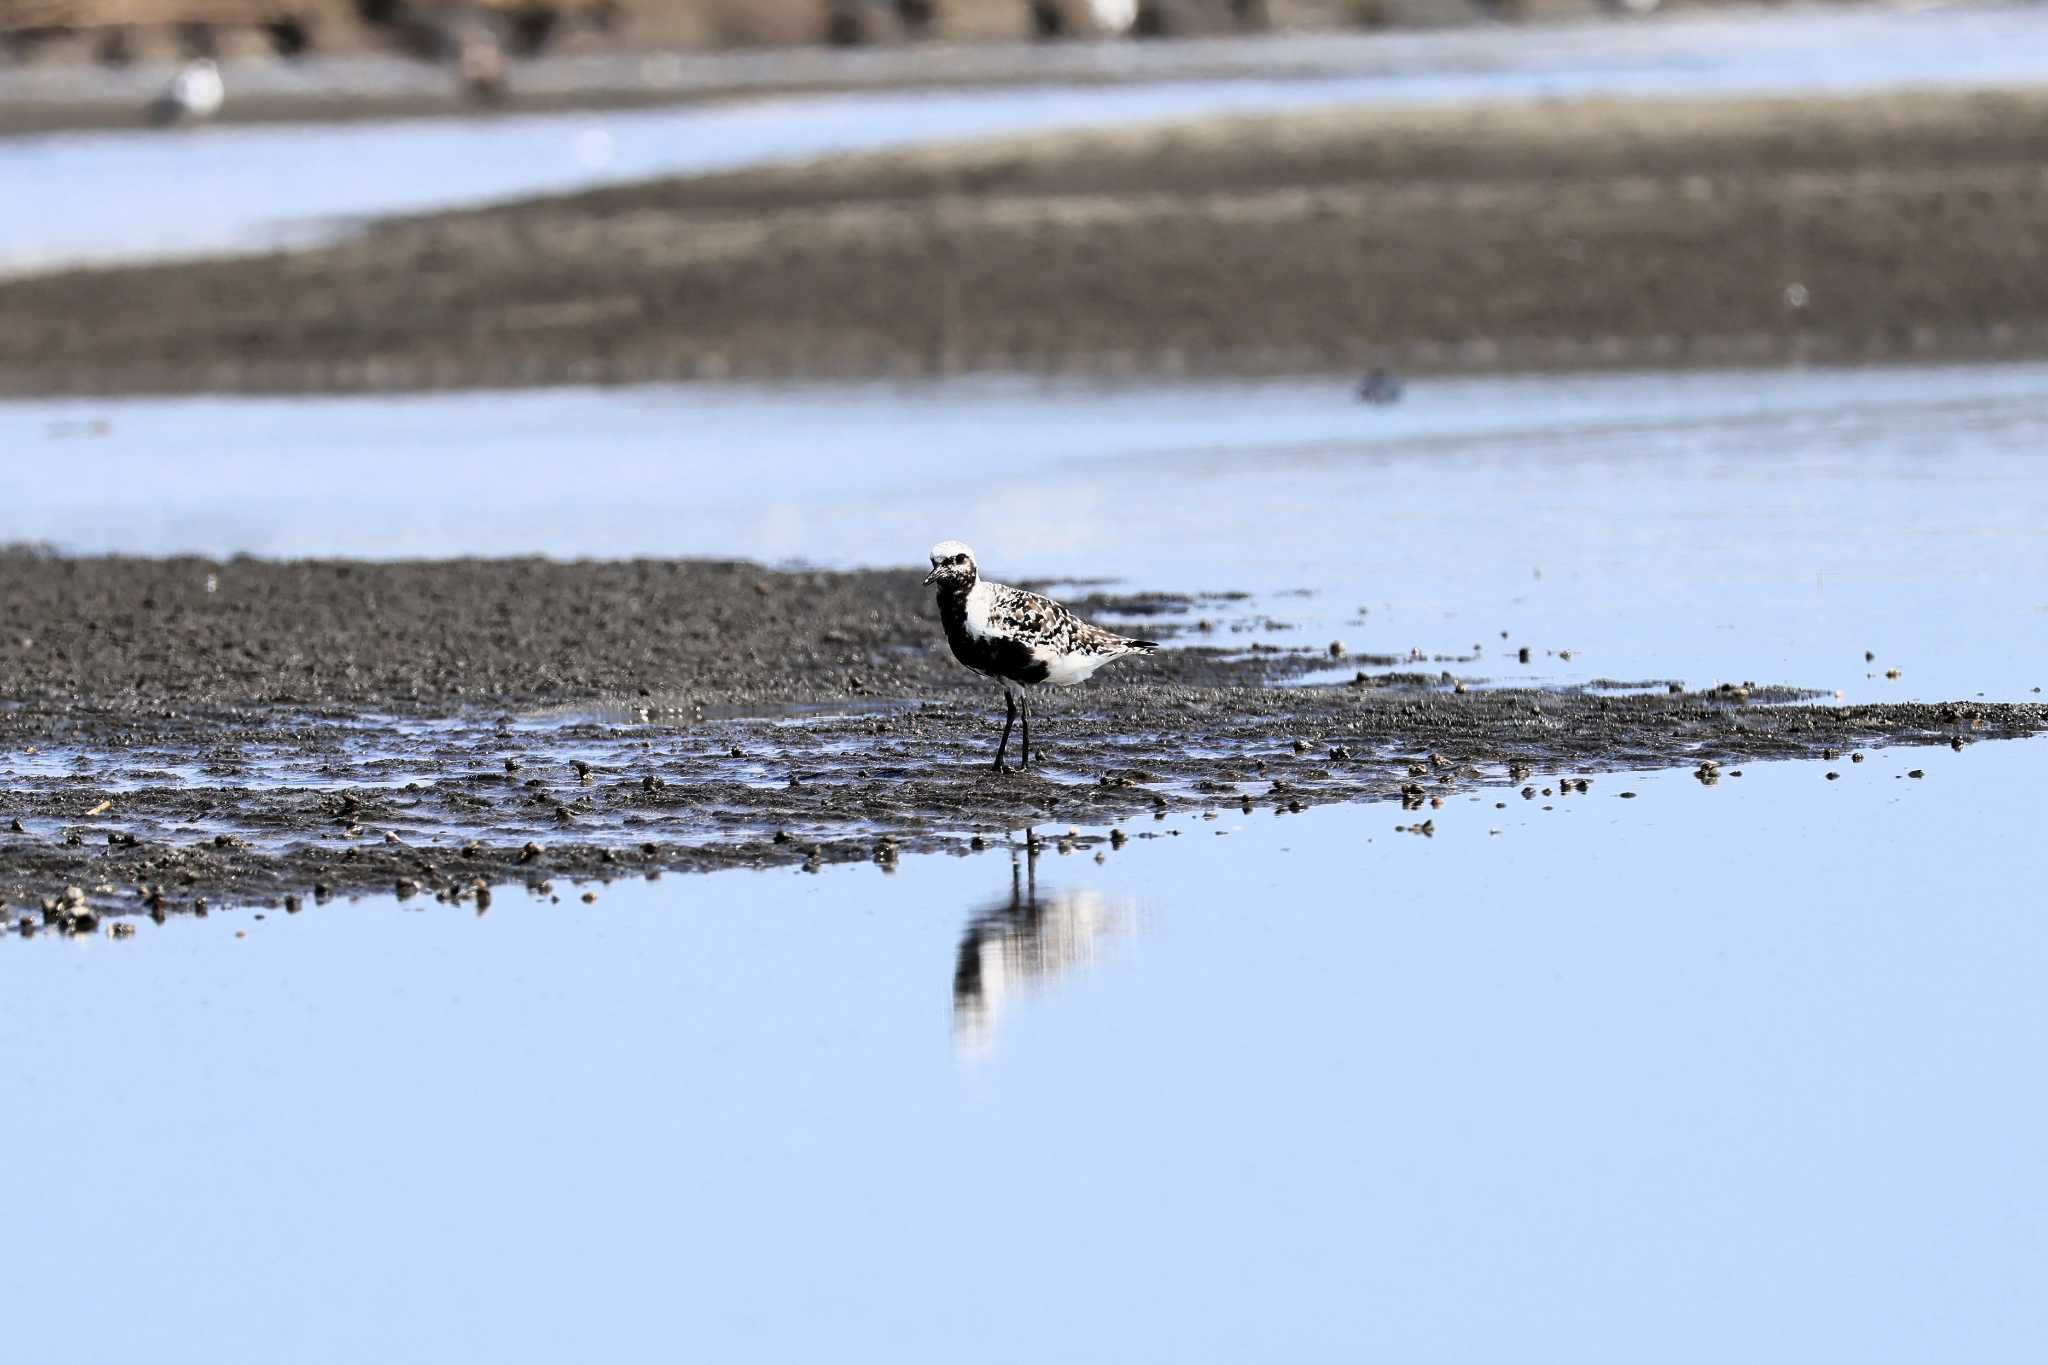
(1090, 0), (1140, 30)
(389, 5), (511, 103)
(149, 58), (224, 127)
(925, 540), (1157, 772)
(1029, 0), (1138, 37)
(452, 23), (509, 103)
(1355, 368), (1404, 405)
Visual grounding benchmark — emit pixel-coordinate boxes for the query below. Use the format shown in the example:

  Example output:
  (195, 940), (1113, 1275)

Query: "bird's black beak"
(922, 568), (938, 586)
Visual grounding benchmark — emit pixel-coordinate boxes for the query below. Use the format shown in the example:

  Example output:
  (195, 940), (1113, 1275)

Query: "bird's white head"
(923, 540), (978, 589)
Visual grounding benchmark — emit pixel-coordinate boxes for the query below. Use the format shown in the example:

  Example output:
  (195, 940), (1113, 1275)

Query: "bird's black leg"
(993, 689), (1016, 772)
(1019, 692), (1032, 768)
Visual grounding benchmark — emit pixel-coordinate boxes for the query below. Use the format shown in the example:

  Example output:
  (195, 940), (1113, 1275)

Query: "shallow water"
(8, 735), (2045, 1362)
(6, 341), (2045, 1354)
(7, 2), (2048, 271)
(7, 361), (2047, 703)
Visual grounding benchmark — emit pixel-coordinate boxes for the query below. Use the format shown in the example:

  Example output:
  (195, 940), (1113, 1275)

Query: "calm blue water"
(6, 2), (2048, 271)
(8, 735), (2045, 1362)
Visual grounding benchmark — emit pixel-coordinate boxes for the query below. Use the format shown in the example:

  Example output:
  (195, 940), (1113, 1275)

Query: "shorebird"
(149, 58), (224, 127)
(924, 540), (1157, 772)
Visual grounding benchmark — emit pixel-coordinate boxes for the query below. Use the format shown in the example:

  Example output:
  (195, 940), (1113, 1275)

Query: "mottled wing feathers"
(985, 582), (1148, 660)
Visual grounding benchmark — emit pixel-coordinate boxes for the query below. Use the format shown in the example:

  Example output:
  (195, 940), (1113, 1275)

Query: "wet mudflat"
(7, 736), (2046, 1362)
(4, 361), (2046, 917)
(14, 86), (2048, 389)
(0, 548), (2040, 923)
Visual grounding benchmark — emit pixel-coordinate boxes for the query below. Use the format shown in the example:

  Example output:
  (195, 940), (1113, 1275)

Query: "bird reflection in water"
(952, 836), (1136, 1060)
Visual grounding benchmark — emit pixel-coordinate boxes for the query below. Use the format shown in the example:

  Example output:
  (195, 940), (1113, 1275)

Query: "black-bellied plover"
(924, 540), (1157, 772)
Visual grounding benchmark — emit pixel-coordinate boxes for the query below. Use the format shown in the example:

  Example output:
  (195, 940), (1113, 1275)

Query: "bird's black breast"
(936, 589), (1050, 686)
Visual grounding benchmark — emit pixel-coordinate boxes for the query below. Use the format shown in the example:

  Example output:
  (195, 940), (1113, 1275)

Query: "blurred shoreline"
(6, 84), (2046, 394)
(0, 5), (1640, 138)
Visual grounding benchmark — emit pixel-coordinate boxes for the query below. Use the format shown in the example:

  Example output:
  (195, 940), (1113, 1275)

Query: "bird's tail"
(1125, 638), (1159, 654)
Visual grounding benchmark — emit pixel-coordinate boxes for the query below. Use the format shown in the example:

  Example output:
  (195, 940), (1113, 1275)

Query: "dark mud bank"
(8, 90), (2048, 394)
(2, 552), (2042, 928)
